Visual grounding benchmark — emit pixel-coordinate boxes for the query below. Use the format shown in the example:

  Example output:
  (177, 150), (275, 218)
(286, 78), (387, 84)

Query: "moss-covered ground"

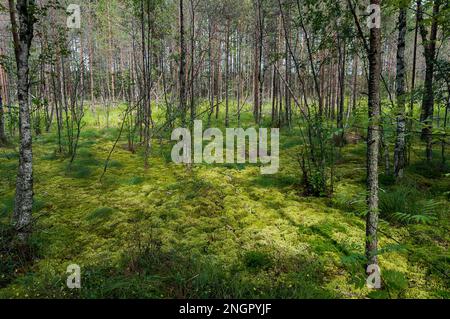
(0, 105), (449, 299)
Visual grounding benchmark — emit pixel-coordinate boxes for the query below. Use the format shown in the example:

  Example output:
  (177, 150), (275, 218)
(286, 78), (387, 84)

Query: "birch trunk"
(10, 0), (36, 241)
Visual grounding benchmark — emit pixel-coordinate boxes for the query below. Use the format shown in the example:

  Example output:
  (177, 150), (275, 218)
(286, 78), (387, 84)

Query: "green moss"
(0, 106), (448, 299)
(87, 207), (115, 221)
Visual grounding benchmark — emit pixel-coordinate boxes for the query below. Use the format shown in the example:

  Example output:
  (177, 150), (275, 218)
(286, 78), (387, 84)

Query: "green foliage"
(391, 210), (437, 224)
(383, 270), (409, 296)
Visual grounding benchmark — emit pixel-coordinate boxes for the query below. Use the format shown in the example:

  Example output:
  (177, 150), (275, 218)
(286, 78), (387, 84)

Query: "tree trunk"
(253, 0), (262, 124)
(225, 20), (230, 127)
(298, 4), (322, 115)
(107, 2), (115, 102)
(0, 60), (7, 145)
(418, 0), (441, 162)
(189, 0), (195, 126)
(442, 90), (449, 165)
(0, 93), (7, 145)
(366, 0), (382, 268)
(88, 4), (95, 110)
(271, 66), (277, 126)
(284, 6), (291, 127)
(394, 7), (407, 179)
(407, 0), (420, 164)
(179, 0), (187, 126)
(337, 37), (346, 130)
(207, 19), (214, 126)
(236, 26), (242, 127)
(10, 0), (36, 241)
(352, 55), (358, 113)
(0, 54), (7, 144)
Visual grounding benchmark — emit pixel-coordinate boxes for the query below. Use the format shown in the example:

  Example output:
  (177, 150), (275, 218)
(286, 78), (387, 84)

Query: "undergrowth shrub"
(298, 115), (337, 197)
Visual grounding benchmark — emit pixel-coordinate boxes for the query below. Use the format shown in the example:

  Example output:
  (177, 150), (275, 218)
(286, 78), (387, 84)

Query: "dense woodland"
(0, 0), (449, 299)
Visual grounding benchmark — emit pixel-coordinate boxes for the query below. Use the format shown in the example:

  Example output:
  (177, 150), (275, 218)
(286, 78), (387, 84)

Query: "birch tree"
(8, 0), (37, 241)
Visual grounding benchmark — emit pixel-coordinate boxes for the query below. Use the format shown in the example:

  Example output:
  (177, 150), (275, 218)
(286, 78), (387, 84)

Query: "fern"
(380, 185), (440, 225)
(391, 200), (438, 224)
(391, 212), (436, 224)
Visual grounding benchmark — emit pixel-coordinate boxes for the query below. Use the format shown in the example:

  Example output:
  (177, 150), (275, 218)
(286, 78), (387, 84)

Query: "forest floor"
(0, 105), (449, 299)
